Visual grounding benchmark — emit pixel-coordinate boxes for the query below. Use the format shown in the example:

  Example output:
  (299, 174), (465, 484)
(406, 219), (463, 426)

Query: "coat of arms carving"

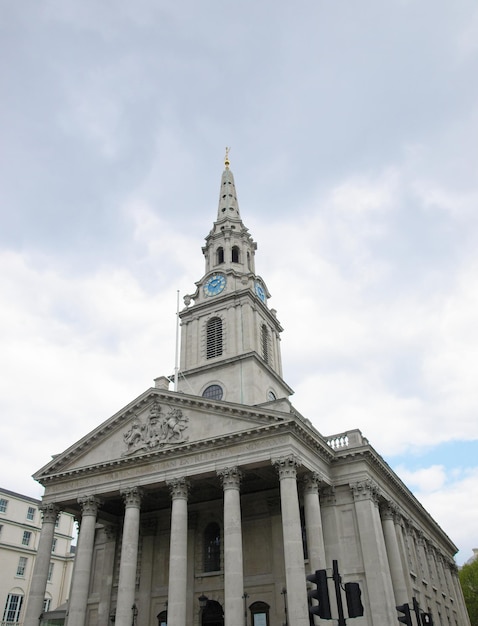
(122, 402), (189, 455)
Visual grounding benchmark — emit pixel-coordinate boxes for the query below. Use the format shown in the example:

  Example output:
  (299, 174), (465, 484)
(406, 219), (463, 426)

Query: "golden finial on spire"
(224, 146), (230, 169)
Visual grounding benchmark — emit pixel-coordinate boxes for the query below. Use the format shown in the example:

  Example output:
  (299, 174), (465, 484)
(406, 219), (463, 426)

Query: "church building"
(24, 155), (470, 626)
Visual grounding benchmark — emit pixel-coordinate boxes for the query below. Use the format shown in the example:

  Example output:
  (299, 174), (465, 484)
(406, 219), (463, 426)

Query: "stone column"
(302, 473), (326, 573)
(97, 525), (118, 626)
(380, 502), (408, 605)
(24, 503), (59, 626)
(218, 467), (244, 626)
(274, 456), (309, 626)
(116, 488), (143, 626)
(67, 496), (102, 626)
(137, 519), (157, 626)
(166, 478), (189, 626)
(351, 480), (396, 626)
(395, 517), (413, 601)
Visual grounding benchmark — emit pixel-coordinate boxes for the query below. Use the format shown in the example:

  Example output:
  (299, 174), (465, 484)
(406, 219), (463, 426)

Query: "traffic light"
(344, 582), (364, 618)
(307, 569), (332, 620)
(396, 603), (412, 626)
(421, 613), (433, 625)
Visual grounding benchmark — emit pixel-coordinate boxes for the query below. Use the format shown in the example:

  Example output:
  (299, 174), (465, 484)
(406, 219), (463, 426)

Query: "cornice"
(180, 285), (284, 331)
(331, 447), (458, 554)
(178, 352), (294, 395)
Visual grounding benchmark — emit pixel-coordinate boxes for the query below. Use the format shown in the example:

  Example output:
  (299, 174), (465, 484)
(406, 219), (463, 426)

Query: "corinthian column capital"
(217, 466), (242, 490)
(302, 472), (324, 494)
(40, 503), (60, 524)
(120, 486), (143, 508)
(78, 495), (102, 516)
(350, 479), (380, 504)
(273, 455), (301, 479)
(167, 477), (190, 500)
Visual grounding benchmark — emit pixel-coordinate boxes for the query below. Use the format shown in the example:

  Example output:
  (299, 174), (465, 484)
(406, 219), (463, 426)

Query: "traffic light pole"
(332, 560), (346, 626)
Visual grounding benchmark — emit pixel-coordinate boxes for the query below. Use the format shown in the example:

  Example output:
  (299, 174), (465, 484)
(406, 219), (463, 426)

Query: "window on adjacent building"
(43, 599), (51, 613)
(47, 562), (54, 582)
(22, 531), (32, 546)
(206, 317), (223, 359)
(26, 506), (36, 521)
(231, 246), (240, 263)
(203, 522), (221, 572)
(16, 557), (27, 577)
(3, 594), (23, 623)
(0, 498), (8, 513)
(51, 538), (57, 553)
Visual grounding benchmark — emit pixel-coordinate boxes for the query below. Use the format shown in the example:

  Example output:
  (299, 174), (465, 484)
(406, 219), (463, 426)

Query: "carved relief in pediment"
(122, 402), (189, 456)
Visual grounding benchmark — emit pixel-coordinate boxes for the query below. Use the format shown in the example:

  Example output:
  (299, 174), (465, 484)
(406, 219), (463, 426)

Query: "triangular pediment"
(34, 388), (294, 482)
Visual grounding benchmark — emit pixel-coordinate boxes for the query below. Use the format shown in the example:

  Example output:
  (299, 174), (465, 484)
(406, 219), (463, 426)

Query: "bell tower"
(177, 152), (293, 405)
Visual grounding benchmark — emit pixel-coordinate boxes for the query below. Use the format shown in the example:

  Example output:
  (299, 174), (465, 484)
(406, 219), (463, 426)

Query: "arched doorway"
(201, 600), (224, 626)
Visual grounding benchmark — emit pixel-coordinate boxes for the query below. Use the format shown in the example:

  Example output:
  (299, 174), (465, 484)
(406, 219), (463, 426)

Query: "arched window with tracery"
(206, 317), (223, 359)
(231, 246), (240, 263)
(203, 522), (221, 572)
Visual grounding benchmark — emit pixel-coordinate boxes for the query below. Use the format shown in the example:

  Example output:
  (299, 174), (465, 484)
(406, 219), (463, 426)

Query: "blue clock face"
(204, 274), (226, 297)
(255, 282), (266, 303)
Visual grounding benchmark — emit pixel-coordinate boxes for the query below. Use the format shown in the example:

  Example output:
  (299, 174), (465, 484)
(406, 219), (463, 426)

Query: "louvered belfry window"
(261, 324), (270, 364)
(206, 317), (223, 359)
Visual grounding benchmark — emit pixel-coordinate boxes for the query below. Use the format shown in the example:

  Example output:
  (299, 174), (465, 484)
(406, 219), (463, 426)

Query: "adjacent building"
(0, 488), (75, 626)
(23, 156), (470, 626)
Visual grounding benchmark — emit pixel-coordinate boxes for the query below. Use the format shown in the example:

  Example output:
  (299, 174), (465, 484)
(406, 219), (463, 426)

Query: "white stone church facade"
(24, 157), (469, 626)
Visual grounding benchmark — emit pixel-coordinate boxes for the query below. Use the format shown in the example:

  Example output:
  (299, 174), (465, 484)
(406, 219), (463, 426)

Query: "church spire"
(177, 154), (293, 405)
(217, 148), (241, 223)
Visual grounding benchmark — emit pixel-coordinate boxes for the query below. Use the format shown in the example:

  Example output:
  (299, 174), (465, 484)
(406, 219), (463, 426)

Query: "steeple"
(202, 150), (257, 277)
(216, 147), (241, 223)
(177, 155), (293, 406)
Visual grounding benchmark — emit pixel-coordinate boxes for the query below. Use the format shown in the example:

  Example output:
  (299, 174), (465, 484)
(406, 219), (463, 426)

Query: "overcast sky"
(1, 0), (477, 564)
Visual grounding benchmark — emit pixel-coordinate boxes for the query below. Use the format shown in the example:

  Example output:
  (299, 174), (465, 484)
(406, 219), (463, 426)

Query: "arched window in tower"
(231, 245), (240, 263)
(216, 247), (224, 264)
(247, 251), (251, 270)
(206, 317), (223, 359)
(203, 522), (221, 572)
(261, 324), (270, 364)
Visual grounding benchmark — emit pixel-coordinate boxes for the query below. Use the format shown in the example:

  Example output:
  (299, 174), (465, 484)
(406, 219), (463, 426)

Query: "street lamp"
(242, 593), (249, 626)
(281, 587), (288, 626)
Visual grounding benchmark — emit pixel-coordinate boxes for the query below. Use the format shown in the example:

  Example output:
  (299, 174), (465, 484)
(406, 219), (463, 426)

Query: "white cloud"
(393, 465), (478, 564)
